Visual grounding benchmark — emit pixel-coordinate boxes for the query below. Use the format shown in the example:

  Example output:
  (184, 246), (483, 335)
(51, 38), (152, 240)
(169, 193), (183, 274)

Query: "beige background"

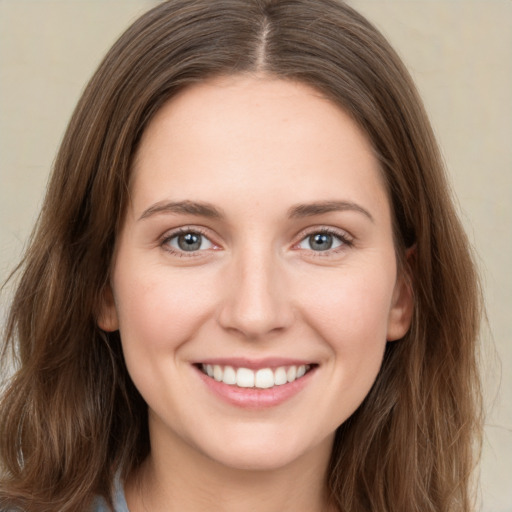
(0, 1), (510, 510)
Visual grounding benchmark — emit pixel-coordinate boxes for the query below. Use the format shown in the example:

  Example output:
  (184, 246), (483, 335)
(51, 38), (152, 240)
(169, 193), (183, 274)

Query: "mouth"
(197, 363), (315, 390)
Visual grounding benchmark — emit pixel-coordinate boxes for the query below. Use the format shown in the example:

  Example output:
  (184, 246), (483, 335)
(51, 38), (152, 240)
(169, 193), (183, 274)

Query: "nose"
(217, 246), (294, 340)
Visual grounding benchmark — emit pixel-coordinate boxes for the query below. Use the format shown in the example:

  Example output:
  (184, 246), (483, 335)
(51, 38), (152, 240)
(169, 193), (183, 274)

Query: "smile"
(200, 364), (312, 389)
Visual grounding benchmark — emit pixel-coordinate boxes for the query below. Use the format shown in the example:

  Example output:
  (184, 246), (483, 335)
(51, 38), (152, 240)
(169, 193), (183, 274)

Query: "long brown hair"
(0, 1), (483, 510)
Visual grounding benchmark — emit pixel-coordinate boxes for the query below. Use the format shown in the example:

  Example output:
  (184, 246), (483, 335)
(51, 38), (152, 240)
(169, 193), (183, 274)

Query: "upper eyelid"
(161, 225), (214, 240)
(160, 226), (218, 250)
(160, 225), (352, 237)
(294, 225), (353, 242)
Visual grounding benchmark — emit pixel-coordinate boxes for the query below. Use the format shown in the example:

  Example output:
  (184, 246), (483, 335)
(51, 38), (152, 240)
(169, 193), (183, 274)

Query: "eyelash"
(159, 226), (353, 257)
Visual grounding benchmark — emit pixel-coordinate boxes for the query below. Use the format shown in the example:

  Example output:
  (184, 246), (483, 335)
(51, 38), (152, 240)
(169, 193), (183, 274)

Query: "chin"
(196, 429), (333, 473)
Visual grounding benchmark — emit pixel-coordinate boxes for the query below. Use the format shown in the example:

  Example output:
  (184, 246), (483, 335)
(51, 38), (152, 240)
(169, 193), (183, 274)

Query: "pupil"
(178, 233), (201, 251)
(310, 233), (332, 251)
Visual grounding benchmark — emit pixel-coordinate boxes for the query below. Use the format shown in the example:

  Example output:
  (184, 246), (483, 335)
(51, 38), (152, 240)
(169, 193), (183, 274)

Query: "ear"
(97, 284), (119, 332)
(386, 250), (415, 341)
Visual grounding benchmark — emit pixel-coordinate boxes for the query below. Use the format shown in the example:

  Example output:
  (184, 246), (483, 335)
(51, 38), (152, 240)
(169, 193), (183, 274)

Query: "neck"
(125, 424), (336, 512)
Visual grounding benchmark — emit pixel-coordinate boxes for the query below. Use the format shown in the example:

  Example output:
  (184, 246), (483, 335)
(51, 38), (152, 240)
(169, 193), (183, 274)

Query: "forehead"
(129, 74), (389, 222)
(135, 74), (377, 164)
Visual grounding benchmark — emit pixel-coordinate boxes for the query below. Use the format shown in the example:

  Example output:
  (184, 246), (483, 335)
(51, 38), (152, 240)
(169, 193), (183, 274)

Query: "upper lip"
(193, 357), (317, 370)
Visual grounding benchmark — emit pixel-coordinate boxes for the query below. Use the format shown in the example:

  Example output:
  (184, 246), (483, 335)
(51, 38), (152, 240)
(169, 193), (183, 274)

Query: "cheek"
(113, 262), (217, 354)
(299, 265), (395, 358)
(112, 263), (221, 407)
(297, 268), (395, 423)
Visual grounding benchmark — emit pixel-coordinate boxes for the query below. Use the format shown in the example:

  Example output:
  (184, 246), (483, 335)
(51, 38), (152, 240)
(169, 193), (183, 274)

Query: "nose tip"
(217, 258), (294, 340)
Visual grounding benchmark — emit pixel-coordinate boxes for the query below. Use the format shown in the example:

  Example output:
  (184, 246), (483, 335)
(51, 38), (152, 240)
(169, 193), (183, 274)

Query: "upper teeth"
(201, 364), (310, 389)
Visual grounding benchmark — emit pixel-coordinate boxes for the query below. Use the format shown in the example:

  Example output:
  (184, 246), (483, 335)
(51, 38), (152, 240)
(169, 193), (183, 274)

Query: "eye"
(297, 230), (349, 252)
(164, 230), (215, 253)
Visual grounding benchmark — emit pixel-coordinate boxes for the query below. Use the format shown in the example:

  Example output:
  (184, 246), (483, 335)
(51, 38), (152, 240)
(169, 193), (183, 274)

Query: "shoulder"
(90, 496), (111, 511)
(91, 474), (129, 512)
(0, 495), (125, 512)
(0, 477), (129, 512)
(0, 505), (24, 512)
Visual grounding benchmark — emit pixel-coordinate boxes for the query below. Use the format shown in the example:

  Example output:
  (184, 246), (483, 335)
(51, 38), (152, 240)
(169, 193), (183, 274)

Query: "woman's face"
(100, 75), (412, 472)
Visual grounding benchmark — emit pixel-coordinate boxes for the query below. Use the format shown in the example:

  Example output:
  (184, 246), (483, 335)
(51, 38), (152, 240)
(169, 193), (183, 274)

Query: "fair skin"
(99, 74), (413, 512)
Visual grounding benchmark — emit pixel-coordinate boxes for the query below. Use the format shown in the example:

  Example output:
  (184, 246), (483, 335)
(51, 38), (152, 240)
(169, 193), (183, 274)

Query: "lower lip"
(195, 366), (316, 409)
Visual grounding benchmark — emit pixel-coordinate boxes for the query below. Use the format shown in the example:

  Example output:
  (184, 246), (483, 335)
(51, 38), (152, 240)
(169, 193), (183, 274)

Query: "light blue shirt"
(91, 475), (129, 512)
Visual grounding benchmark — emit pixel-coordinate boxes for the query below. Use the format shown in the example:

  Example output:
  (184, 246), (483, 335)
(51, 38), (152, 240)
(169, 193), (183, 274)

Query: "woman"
(0, 1), (483, 511)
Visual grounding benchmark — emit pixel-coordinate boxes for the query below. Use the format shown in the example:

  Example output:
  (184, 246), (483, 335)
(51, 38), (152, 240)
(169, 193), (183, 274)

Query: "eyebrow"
(138, 200), (224, 221)
(138, 199), (374, 222)
(288, 200), (374, 222)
